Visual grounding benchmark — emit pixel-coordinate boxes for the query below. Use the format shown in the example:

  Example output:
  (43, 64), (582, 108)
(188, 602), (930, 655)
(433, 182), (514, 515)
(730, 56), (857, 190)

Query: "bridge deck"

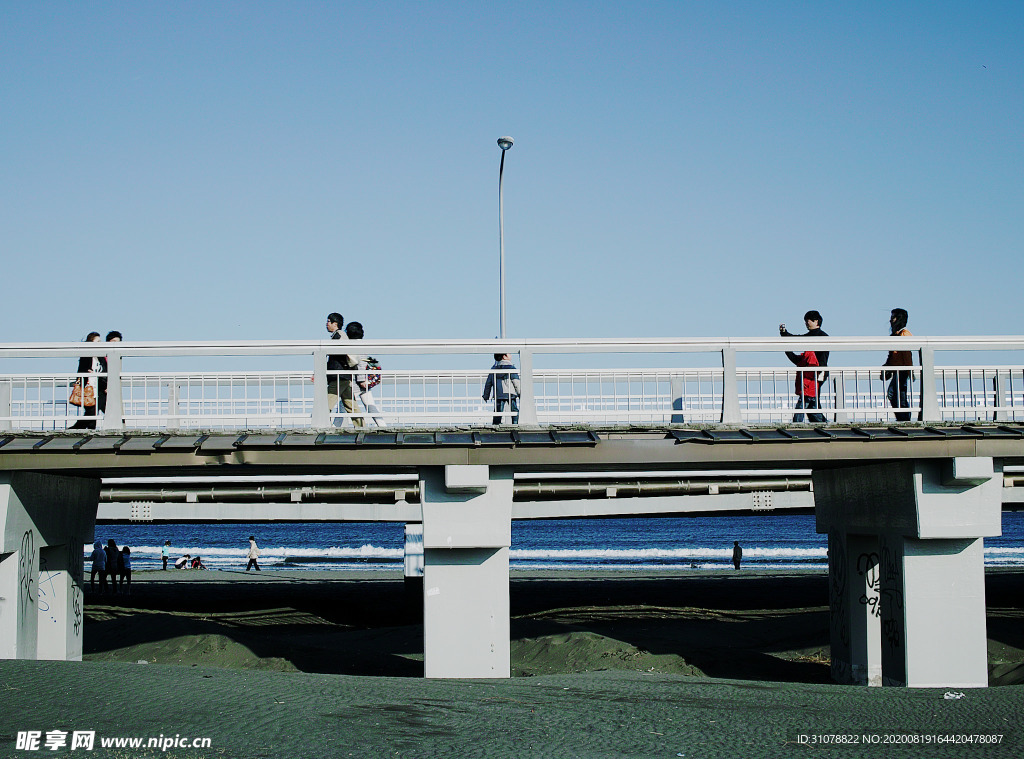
(2, 423), (1024, 477)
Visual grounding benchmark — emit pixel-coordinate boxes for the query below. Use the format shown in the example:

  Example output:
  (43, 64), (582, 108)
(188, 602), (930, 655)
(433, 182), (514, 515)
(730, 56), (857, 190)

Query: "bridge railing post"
(517, 347), (537, 425)
(102, 352), (123, 432)
(166, 381), (180, 431)
(833, 374), (849, 424)
(311, 351), (329, 428)
(670, 376), (685, 424)
(721, 347), (741, 424)
(994, 371), (1010, 422)
(0, 380), (10, 432)
(919, 346), (940, 423)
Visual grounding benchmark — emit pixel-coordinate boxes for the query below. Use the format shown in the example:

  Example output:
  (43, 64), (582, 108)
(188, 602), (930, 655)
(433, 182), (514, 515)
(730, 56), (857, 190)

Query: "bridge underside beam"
(814, 457), (1001, 688)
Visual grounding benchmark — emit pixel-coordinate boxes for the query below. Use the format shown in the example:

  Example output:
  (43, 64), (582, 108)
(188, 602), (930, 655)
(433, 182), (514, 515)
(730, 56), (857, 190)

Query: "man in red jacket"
(791, 348), (823, 423)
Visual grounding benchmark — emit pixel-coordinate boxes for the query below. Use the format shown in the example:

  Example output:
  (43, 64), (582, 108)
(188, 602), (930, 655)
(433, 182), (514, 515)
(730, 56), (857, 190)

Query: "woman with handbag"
(345, 321), (385, 426)
(69, 332), (102, 429)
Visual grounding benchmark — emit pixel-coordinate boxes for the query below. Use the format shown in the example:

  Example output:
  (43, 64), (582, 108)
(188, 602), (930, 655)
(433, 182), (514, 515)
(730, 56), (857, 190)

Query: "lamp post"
(497, 136), (514, 339)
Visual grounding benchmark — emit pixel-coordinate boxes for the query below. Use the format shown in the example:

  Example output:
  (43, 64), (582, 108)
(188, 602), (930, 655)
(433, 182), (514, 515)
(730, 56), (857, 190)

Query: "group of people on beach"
(153, 536), (260, 572)
(780, 307), (914, 423)
(159, 540), (206, 570)
(89, 539), (132, 595)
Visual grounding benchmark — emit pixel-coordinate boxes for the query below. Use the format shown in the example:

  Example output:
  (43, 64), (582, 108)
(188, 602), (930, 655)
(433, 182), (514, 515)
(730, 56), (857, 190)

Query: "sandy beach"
(2, 569), (1022, 757)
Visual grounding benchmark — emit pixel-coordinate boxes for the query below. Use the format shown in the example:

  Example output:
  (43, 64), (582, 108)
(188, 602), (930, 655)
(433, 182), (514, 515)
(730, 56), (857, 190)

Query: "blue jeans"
(493, 397), (519, 425)
(887, 373), (911, 422)
(794, 395), (825, 423)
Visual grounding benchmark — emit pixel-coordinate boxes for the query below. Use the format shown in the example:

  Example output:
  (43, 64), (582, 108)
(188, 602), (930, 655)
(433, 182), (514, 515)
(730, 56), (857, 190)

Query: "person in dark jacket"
(325, 313), (357, 427)
(482, 353), (521, 424)
(780, 311), (828, 423)
(104, 539), (121, 595)
(69, 332), (102, 429)
(882, 308), (914, 422)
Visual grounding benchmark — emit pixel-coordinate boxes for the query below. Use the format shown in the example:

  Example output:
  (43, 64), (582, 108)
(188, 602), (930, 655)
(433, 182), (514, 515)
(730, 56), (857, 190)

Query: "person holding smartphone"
(780, 311), (828, 423)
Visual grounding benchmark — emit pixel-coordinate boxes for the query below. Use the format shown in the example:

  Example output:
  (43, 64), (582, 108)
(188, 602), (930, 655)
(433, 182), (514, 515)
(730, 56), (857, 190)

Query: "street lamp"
(497, 136), (514, 339)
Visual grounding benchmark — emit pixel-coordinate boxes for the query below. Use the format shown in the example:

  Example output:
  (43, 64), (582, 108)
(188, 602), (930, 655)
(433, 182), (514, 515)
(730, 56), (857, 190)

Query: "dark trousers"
(887, 372), (912, 422)
(246, 559), (260, 571)
(90, 568), (107, 593)
(793, 395), (825, 423)
(493, 397), (519, 425)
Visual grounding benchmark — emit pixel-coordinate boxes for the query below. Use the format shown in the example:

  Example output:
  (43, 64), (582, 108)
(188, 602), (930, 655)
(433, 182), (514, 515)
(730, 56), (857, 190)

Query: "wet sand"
(1, 569), (1021, 757)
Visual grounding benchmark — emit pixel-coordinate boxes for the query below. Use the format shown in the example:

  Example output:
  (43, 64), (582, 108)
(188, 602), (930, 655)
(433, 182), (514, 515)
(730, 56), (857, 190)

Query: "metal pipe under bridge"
(95, 469), (1024, 522)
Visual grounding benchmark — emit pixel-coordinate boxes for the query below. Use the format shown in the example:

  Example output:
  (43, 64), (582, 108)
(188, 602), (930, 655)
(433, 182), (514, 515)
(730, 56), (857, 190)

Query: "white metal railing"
(0, 337), (1022, 431)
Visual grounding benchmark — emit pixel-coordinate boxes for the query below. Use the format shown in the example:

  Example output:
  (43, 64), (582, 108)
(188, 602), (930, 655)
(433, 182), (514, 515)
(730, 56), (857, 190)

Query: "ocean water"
(89, 512), (1024, 573)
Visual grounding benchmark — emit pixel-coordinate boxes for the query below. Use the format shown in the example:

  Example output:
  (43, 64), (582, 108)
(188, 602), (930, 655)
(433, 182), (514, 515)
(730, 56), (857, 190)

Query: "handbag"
(69, 381), (96, 408)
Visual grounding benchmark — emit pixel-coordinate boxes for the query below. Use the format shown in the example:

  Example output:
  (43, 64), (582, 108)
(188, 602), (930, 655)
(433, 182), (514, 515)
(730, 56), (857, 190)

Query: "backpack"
(365, 357), (381, 390)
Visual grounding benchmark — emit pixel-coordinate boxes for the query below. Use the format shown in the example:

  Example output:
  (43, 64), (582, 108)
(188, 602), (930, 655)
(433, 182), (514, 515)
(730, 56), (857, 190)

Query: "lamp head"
(497, 136), (514, 151)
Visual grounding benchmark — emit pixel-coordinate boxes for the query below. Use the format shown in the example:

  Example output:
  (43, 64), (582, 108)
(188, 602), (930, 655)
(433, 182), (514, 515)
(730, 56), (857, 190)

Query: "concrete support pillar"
(814, 457), (1001, 688)
(827, 532), (881, 685)
(36, 544), (85, 661)
(420, 465), (513, 678)
(0, 534), (39, 659)
(0, 472), (99, 662)
(878, 534), (987, 688)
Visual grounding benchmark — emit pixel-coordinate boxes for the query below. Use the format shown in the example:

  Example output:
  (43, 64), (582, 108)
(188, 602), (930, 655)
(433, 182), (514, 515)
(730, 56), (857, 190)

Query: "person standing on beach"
(780, 311), (828, 423)
(246, 536), (261, 571)
(161, 540), (170, 570)
(90, 541), (107, 593)
(104, 539), (121, 595)
(882, 308), (914, 422)
(732, 541), (743, 570)
(120, 546), (132, 595)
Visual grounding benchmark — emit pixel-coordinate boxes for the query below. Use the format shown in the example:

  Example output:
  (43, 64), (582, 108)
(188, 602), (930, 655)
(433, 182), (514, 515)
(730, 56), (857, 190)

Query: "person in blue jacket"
(482, 353), (521, 425)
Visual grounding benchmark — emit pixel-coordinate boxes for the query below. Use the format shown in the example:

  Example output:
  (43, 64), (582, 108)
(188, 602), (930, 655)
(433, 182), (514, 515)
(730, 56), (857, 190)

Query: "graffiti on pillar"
(856, 552), (881, 618)
(36, 555), (63, 625)
(72, 591), (82, 638)
(828, 533), (850, 649)
(18, 530), (37, 620)
(879, 542), (904, 655)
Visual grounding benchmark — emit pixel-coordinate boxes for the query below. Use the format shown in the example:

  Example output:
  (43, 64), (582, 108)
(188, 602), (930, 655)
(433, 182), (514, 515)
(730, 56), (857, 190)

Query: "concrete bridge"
(1, 337), (1023, 687)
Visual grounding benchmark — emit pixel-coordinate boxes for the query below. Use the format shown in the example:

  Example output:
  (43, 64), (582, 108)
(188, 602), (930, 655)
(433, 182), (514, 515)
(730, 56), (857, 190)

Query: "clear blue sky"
(2, 1), (1021, 343)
